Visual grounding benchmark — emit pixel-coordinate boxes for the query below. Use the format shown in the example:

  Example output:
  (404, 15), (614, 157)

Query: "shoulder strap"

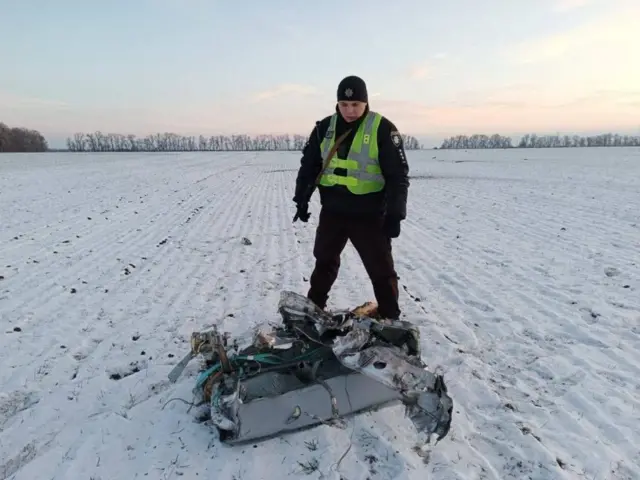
(314, 129), (351, 184)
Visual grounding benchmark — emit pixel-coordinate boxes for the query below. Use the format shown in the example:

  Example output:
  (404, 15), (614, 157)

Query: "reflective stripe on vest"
(318, 111), (385, 194)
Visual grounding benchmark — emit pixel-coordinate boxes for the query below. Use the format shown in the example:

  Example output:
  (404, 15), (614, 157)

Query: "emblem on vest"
(325, 129), (333, 138)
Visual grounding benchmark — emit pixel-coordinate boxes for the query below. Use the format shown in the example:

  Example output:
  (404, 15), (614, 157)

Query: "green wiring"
(197, 346), (326, 388)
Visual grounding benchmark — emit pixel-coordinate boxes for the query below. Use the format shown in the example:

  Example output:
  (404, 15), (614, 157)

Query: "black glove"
(293, 202), (310, 223)
(383, 216), (401, 238)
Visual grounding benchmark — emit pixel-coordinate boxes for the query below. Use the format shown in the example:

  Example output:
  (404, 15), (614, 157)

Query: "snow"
(1, 147), (639, 480)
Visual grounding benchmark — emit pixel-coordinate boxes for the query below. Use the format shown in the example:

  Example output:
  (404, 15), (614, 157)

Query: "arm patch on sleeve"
(390, 131), (403, 147)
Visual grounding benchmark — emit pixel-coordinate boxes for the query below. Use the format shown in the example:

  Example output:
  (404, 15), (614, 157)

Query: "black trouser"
(307, 208), (400, 319)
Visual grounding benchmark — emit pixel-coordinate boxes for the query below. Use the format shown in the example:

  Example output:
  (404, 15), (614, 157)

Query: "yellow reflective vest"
(318, 111), (385, 194)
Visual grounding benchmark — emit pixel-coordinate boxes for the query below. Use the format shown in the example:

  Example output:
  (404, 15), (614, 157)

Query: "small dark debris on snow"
(560, 227), (566, 231)
(87, 217), (92, 220)
(62, 240), (71, 244)
(109, 362), (141, 380)
(504, 402), (516, 411)
(168, 353), (174, 358)
(239, 269), (245, 273)
(227, 313), (235, 318)
(401, 283), (421, 302)
(13, 326), (22, 332)
(623, 284), (630, 288)
(158, 238), (168, 246)
(141, 350), (146, 355)
(129, 263), (136, 268)
(70, 288), (77, 293)
(556, 458), (567, 469)
(124, 267), (131, 275)
(132, 335), (140, 341)
(241, 237), (252, 245)
(104, 288), (109, 293)
(0, 275), (4, 280)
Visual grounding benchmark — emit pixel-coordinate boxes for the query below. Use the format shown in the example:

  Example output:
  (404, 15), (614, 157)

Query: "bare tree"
(439, 134), (513, 149)
(65, 131), (423, 152)
(439, 132), (640, 149)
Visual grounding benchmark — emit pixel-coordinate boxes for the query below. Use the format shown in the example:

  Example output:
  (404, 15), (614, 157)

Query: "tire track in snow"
(0, 157), (248, 389)
(0, 156), (178, 252)
(394, 172), (640, 479)
(0, 155), (261, 476)
(2, 151), (639, 480)
(69, 161), (260, 376)
(1, 161), (246, 310)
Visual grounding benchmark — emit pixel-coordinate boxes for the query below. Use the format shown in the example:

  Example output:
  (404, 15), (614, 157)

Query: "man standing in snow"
(293, 75), (409, 320)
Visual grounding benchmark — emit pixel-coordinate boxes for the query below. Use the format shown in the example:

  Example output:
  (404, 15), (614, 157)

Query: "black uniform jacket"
(293, 105), (409, 220)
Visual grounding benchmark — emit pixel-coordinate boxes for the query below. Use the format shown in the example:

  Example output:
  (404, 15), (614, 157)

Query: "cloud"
(408, 64), (431, 80)
(373, 83), (640, 135)
(251, 83), (319, 101)
(407, 52), (449, 80)
(506, 7), (639, 64)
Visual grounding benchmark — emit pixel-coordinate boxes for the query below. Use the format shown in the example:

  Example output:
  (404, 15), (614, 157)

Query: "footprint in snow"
(604, 267), (620, 277)
(106, 360), (147, 380)
(0, 389), (41, 429)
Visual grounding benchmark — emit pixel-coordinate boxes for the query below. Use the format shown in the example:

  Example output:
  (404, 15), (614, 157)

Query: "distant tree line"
(66, 131), (423, 152)
(439, 132), (640, 149)
(0, 122), (48, 152)
(440, 134), (513, 149)
(402, 135), (421, 149)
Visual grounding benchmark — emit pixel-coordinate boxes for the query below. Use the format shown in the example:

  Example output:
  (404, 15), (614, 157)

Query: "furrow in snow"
(0, 165), (249, 390)
(1, 149), (639, 480)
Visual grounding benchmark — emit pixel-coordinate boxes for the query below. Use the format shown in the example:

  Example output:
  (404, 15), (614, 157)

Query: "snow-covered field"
(1, 147), (639, 480)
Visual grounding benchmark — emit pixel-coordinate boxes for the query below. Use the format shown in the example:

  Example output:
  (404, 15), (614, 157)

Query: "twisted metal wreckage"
(168, 291), (453, 453)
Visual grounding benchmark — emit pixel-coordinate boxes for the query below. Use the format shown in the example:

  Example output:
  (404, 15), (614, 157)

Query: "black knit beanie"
(337, 75), (368, 103)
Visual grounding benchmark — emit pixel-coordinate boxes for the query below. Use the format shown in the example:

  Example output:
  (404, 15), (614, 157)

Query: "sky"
(1, 0), (639, 148)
